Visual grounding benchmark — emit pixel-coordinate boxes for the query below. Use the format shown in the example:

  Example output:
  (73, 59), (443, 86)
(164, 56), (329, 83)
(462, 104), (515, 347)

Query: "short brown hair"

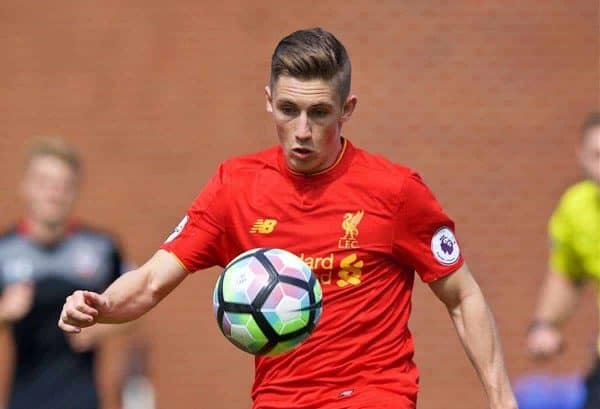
(270, 28), (352, 102)
(25, 137), (81, 174)
(581, 111), (600, 140)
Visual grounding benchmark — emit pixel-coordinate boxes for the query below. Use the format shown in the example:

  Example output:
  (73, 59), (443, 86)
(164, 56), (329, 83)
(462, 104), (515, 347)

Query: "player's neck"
(25, 217), (68, 245)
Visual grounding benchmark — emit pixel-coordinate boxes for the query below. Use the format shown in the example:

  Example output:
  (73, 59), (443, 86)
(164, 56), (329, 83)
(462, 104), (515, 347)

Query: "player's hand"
(0, 281), (34, 323)
(526, 324), (563, 359)
(58, 290), (108, 333)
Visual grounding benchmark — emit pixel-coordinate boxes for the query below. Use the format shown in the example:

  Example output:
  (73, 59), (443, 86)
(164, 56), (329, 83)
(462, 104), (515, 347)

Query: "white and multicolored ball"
(212, 248), (323, 356)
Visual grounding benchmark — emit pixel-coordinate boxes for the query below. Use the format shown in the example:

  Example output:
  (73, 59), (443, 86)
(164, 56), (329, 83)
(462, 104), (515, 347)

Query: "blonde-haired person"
(0, 138), (127, 409)
(528, 112), (600, 409)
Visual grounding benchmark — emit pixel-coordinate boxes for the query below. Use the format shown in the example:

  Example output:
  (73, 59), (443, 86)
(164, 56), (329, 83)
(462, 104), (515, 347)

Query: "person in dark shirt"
(0, 138), (125, 409)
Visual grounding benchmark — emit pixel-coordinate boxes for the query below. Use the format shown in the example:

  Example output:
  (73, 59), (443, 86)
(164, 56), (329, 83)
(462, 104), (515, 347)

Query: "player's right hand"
(58, 290), (108, 333)
(526, 324), (563, 359)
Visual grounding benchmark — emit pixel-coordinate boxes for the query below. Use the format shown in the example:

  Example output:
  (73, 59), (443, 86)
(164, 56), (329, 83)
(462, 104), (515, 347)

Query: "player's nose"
(295, 112), (311, 140)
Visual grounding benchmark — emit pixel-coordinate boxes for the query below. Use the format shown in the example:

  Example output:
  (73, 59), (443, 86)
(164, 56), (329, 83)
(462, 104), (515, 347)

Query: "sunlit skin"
(21, 155), (79, 243)
(265, 76), (357, 174)
(579, 126), (600, 185)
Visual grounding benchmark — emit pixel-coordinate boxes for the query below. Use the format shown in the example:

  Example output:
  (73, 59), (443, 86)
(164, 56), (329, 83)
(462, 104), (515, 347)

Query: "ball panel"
(266, 333), (312, 356)
(262, 283), (310, 336)
(222, 312), (269, 354)
(264, 248), (312, 282)
(222, 257), (270, 304)
(313, 279), (323, 302)
(213, 247), (323, 356)
(212, 275), (221, 316)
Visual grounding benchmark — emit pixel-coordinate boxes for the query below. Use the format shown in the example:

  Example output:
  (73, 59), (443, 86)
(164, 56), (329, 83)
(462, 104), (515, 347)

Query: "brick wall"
(0, 2), (598, 408)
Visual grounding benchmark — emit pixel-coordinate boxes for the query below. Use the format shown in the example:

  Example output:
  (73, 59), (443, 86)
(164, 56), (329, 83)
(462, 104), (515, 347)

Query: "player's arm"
(0, 281), (34, 326)
(58, 249), (188, 333)
(429, 263), (517, 409)
(527, 198), (585, 359)
(526, 270), (583, 359)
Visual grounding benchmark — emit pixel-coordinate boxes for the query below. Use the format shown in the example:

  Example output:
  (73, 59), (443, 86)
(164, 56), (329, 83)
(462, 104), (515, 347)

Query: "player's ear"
(340, 94), (357, 123)
(265, 86), (273, 113)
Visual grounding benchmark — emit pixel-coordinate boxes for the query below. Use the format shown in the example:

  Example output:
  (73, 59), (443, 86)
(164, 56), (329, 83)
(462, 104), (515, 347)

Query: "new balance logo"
(250, 219), (278, 234)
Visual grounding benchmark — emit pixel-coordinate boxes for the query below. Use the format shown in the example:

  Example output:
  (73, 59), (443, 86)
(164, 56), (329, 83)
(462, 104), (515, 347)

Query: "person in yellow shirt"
(527, 111), (600, 408)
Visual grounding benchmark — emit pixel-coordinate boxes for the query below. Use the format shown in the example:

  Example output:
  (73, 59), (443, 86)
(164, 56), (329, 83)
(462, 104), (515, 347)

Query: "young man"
(59, 28), (517, 408)
(527, 112), (600, 409)
(0, 138), (125, 409)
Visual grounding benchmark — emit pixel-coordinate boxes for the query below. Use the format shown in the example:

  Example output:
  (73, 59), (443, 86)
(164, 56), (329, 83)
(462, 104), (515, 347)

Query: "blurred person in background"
(121, 341), (155, 409)
(527, 111), (600, 409)
(0, 138), (127, 409)
(58, 28), (517, 409)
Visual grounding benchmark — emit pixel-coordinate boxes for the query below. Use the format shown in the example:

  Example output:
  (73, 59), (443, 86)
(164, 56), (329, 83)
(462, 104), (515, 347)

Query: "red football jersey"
(161, 139), (464, 409)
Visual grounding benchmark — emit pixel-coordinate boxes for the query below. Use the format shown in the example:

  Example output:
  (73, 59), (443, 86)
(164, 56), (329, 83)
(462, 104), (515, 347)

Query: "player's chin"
(287, 154), (318, 173)
(289, 161), (315, 174)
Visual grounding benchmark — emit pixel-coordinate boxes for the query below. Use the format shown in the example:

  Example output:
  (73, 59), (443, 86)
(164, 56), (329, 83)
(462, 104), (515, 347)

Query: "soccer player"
(527, 111), (600, 409)
(0, 138), (126, 409)
(58, 28), (517, 408)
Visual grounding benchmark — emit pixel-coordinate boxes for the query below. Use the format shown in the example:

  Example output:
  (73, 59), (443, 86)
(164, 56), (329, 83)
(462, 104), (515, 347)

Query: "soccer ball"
(212, 248), (323, 356)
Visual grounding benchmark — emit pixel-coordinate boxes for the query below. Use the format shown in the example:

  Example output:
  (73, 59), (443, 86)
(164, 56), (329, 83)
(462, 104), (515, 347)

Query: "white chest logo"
(431, 227), (460, 265)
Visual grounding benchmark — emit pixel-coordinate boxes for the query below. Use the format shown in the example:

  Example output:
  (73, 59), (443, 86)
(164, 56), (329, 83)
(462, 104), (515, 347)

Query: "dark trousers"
(584, 360), (600, 409)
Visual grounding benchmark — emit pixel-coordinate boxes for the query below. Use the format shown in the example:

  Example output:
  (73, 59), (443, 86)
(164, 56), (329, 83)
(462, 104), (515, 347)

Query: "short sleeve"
(160, 163), (231, 272)
(391, 172), (464, 283)
(548, 202), (584, 282)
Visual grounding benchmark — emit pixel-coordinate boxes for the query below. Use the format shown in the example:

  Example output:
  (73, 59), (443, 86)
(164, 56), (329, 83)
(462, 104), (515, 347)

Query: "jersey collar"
(17, 218), (79, 240)
(278, 138), (355, 183)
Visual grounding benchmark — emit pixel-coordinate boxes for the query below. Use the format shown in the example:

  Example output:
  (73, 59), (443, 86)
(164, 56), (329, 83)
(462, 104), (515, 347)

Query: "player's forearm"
(532, 271), (581, 327)
(97, 251), (188, 324)
(448, 290), (516, 408)
(97, 268), (159, 324)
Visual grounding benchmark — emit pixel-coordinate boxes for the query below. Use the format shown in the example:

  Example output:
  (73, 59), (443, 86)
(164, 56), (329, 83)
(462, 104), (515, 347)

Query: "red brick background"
(0, 2), (598, 408)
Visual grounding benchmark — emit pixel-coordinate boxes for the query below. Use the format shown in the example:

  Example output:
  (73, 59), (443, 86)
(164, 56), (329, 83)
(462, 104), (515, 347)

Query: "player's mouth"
(290, 147), (314, 160)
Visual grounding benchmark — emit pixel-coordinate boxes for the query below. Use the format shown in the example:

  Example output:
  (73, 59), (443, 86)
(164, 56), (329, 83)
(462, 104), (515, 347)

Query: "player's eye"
(279, 104), (298, 116)
(311, 109), (329, 118)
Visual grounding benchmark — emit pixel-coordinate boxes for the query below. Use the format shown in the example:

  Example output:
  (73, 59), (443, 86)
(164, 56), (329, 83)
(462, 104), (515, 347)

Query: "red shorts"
(254, 386), (417, 409)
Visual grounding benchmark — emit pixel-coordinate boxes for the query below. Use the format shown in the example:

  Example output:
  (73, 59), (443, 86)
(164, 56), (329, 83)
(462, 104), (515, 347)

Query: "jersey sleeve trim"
(163, 249), (193, 274)
(418, 257), (465, 283)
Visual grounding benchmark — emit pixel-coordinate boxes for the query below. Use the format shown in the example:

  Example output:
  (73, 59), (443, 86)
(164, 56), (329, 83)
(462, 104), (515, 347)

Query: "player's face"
(22, 155), (78, 227)
(266, 76), (357, 174)
(579, 126), (600, 184)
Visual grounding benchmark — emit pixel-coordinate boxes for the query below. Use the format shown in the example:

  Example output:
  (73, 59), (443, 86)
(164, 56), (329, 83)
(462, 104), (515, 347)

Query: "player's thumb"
(83, 291), (109, 310)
